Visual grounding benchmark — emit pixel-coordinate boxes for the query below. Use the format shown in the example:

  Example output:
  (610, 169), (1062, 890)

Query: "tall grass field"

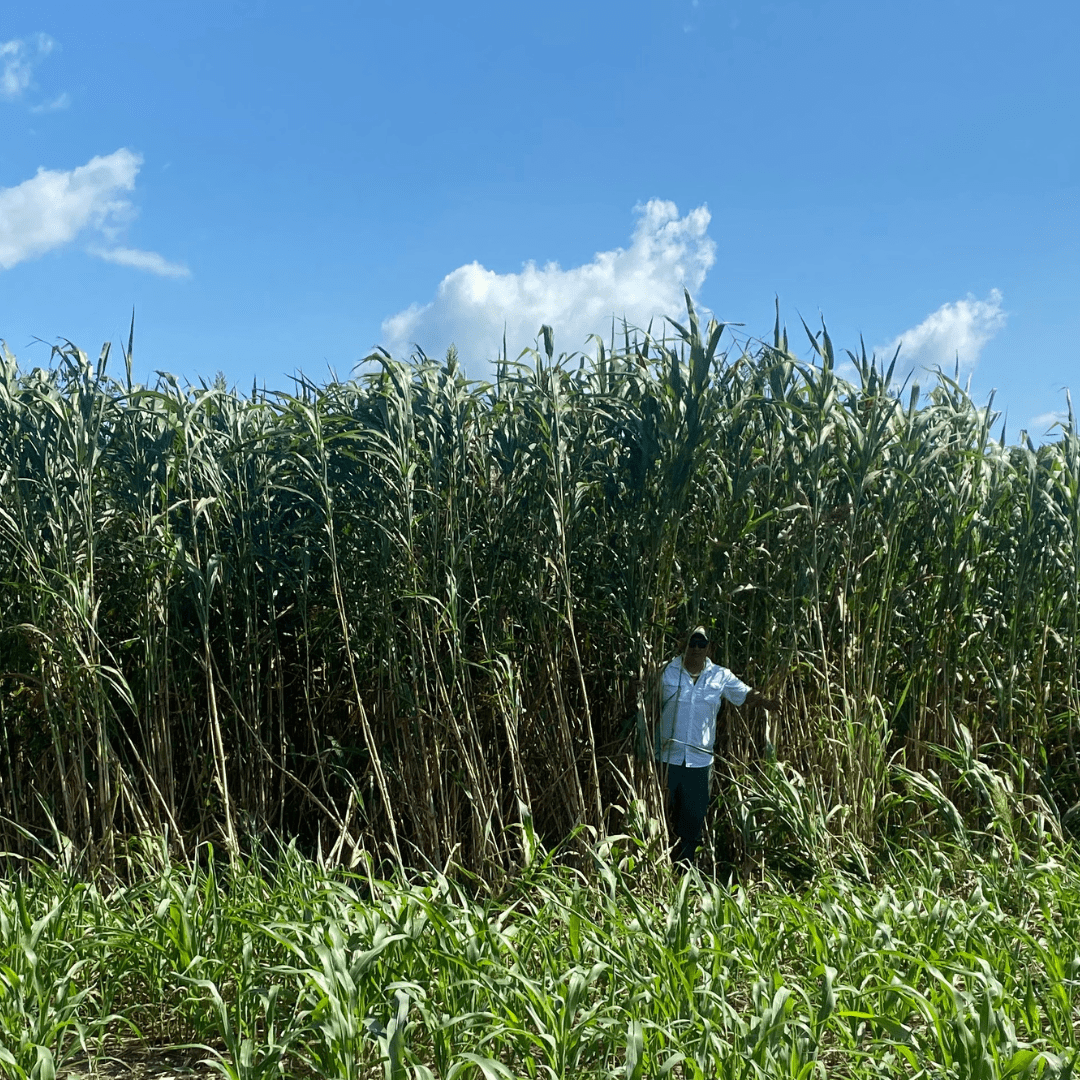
(1, 294), (1078, 1076)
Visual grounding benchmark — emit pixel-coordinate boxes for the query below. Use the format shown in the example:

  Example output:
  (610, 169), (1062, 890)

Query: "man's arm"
(739, 688), (781, 760)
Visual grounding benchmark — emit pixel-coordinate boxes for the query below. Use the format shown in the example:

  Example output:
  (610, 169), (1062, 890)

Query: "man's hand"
(746, 689), (781, 711)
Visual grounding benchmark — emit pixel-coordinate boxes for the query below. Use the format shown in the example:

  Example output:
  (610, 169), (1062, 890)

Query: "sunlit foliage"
(0, 295), (1077, 873)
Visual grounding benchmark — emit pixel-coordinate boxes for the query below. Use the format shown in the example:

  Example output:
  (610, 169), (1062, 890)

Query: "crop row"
(1, 828), (1078, 1079)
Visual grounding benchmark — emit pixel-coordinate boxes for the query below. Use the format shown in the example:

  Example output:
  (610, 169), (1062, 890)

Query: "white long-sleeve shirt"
(656, 656), (751, 767)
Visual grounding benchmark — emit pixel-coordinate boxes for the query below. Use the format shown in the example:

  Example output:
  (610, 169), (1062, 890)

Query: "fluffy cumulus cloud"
(380, 199), (716, 369)
(1, 34), (54, 100)
(0, 149), (186, 276)
(878, 289), (1006, 372)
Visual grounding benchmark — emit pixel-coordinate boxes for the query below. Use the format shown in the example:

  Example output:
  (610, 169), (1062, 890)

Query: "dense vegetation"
(2, 833), (1079, 1078)
(0, 295), (1078, 874)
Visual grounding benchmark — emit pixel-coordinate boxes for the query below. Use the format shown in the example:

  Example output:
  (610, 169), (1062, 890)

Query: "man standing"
(656, 625), (780, 866)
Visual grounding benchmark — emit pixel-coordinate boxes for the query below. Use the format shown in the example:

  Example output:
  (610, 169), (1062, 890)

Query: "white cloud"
(1030, 410), (1070, 435)
(0, 149), (140, 268)
(1, 34), (55, 100)
(30, 91), (70, 113)
(380, 199), (716, 370)
(0, 149), (186, 276)
(878, 289), (1006, 372)
(93, 246), (190, 278)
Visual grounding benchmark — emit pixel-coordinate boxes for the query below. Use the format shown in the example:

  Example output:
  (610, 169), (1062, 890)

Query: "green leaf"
(31, 1046), (56, 1080)
(446, 1052), (517, 1080)
(625, 1019), (645, 1080)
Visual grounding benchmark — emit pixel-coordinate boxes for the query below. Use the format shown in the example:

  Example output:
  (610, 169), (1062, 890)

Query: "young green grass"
(1, 827), (1078, 1079)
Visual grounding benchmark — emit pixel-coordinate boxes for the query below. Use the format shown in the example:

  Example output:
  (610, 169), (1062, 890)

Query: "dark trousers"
(665, 763), (711, 865)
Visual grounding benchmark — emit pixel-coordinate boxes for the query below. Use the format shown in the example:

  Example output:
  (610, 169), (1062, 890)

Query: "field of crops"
(1, 827), (1077, 1079)
(2, 296), (1080, 1077)
(2, 296), (1078, 874)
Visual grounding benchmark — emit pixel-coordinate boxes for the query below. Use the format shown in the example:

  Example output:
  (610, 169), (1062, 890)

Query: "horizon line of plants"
(0, 292), (1078, 874)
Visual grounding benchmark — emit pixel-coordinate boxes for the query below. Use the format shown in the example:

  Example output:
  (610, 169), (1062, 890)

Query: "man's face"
(686, 633), (708, 666)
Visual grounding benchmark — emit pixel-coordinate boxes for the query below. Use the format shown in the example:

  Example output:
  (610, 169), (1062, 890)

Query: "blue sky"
(2, 0), (1077, 437)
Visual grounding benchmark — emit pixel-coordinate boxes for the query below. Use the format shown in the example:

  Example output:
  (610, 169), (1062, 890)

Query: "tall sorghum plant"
(0, 295), (1076, 870)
